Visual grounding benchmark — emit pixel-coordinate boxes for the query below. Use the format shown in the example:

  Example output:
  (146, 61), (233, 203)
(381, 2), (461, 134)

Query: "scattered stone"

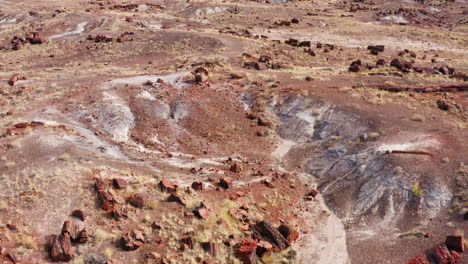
(256, 240), (273, 257)
(236, 239), (257, 264)
(167, 193), (186, 206)
(390, 59), (412, 73)
(191, 181), (203, 191)
(349, 60), (362, 72)
(250, 221), (290, 251)
(291, 18), (300, 23)
(439, 65), (455, 75)
(450, 250), (461, 263)
(62, 221), (88, 243)
(201, 242), (218, 256)
(218, 178), (232, 189)
(97, 190), (117, 211)
(445, 235), (464, 252)
(367, 45), (385, 54)
(26, 32), (45, 44)
(113, 178), (127, 189)
(159, 178), (178, 193)
(229, 208), (249, 222)
(180, 236), (194, 250)
(305, 189), (319, 200)
(376, 59), (386, 67)
(243, 62), (260, 70)
(87, 35), (113, 43)
(113, 204), (129, 221)
(406, 254), (429, 264)
(437, 100), (450, 111)
(121, 230), (145, 251)
(230, 162), (243, 173)
(128, 193), (145, 208)
(285, 38), (299, 46)
(193, 67), (209, 83)
(48, 233), (74, 262)
(278, 224), (300, 243)
(71, 210), (86, 221)
(305, 49), (316, 56)
(298, 41), (311, 47)
(434, 245), (455, 264)
(193, 202), (211, 219)
(8, 74), (25, 86)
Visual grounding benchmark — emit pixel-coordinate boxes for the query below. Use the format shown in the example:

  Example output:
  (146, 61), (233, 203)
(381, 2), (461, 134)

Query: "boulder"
(349, 60), (362, 72)
(256, 240), (273, 257)
(243, 62), (260, 70)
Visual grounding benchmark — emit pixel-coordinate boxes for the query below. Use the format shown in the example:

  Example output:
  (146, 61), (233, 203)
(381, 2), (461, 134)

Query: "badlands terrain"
(0, 0), (467, 263)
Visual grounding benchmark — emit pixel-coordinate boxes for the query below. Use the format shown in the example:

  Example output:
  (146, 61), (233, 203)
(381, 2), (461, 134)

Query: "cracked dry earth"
(0, 0), (467, 264)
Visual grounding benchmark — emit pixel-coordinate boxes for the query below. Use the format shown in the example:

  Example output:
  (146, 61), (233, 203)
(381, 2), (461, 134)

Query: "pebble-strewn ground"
(0, 0), (466, 264)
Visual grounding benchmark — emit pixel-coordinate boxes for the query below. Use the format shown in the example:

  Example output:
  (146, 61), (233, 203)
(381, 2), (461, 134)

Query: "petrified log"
(250, 221), (290, 251)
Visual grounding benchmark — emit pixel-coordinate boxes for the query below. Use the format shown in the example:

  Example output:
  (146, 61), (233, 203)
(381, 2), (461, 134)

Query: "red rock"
(247, 113), (259, 120)
(406, 254), (429, 264)
(201, 242), (218, 256)
(434, 246), (455, 264)
(159, 178), (178, 193)
(278, 224), (300, 243)
(71, 210), (86, 221)
(236, 239), (257, 264)
(113, 178), (127, 189)
(191, 181), (203, 191)
(256, 240), (273, 257)
(113, 204), (129, 221)
(376, 59), (386, 67)
(128, 193), (145, 208)
(194, 202), (211, 219)
(305, 49), (316, 56)
(167, 193), (186, 206)
(390, 58), (413, 73)
(121, 230), (145, 251)
(8, 74), (24, 86)
(218, 178), (232, 189)
(180, 236), (194, 250)
(48, 233), (74, 261)
(61, 221), (88, 243)
(349, 60), (362, 72)
(445, 235), (464, 252)
(229, 208), (249, 222)
(298, 41), (311, 47)
(230, 162), (243, 173)
(450, 250), (461, 263)
(243, 62), (260, 70)
(306, 189), (319, 198)
(285, 38), (299, 46)
(98, 190), (117, 211)
(251, 221), (290, 251)
(437, 100), (450, 111)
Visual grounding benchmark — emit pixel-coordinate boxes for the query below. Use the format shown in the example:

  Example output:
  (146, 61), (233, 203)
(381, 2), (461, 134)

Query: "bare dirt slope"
(0, 0), (466, 264)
